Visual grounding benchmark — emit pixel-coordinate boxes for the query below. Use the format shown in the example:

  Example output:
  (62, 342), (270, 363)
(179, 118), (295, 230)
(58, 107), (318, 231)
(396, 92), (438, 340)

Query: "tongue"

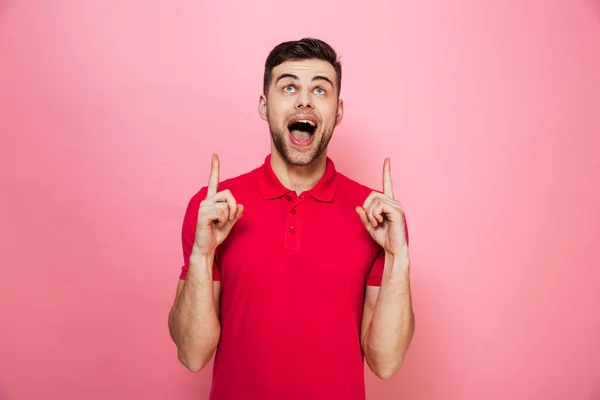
(290, 130), (311, 142)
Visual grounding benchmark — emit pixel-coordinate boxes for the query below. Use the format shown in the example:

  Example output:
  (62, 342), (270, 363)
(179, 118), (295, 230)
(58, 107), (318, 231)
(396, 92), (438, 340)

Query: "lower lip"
(288, 129), (316, 147)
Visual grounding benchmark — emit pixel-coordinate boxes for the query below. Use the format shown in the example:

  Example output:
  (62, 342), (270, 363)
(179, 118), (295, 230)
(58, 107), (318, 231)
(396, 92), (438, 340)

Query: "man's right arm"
(168, 153), (243, 372)
(168, 250), (221, 372)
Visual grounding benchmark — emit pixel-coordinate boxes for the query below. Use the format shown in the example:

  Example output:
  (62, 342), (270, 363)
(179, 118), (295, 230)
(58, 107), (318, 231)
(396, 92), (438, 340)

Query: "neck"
(270, 149), (327, 195)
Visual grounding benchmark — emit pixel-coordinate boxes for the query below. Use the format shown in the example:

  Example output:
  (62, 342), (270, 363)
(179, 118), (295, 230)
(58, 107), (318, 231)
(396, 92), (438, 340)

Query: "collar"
(257, 154), (338, 202)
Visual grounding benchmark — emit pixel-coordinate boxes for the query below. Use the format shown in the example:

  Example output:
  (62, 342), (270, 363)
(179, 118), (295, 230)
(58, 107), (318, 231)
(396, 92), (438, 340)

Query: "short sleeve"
(365, 212), (409, 287)
(179, 187), (221, 281)
(366, 248), (385, 286)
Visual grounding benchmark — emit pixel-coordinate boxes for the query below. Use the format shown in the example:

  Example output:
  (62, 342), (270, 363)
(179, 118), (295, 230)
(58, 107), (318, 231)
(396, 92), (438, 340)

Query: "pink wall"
(1, 1), (599, 399)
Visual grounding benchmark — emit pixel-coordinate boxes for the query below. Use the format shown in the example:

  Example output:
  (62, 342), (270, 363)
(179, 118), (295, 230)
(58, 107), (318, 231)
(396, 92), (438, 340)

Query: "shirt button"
(290, 209), (296, 215)
(289, 226), (296, 233)
(286, 195), (292, 201)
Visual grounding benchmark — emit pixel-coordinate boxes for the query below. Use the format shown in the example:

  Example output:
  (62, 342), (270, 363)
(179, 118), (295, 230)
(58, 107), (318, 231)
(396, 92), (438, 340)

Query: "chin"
(274, 140), (321, 166)
(287, 154), (318, 166)
(279, 147), (318, 166)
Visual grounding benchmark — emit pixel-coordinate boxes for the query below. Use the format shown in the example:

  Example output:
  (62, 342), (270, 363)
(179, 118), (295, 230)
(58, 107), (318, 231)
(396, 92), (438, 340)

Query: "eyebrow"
(275, 73), (334, 87)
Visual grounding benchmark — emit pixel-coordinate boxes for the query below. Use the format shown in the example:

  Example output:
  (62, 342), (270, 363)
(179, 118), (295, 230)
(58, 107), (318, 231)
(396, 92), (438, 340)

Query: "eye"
(283, 85), (295, 93)
(314, 87), (326, 95)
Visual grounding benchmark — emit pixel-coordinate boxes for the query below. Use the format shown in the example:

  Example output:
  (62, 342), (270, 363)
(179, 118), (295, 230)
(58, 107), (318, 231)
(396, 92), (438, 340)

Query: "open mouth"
(287, 119), (317, 145)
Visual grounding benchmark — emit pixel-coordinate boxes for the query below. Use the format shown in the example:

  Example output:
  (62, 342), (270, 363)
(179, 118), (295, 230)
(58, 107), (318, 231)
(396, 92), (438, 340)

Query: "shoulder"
(335, 171), (380, 203)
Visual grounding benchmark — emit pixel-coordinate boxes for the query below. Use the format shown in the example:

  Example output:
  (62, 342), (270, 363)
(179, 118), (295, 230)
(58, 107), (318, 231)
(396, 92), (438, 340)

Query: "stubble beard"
(268, 114), (336, 167)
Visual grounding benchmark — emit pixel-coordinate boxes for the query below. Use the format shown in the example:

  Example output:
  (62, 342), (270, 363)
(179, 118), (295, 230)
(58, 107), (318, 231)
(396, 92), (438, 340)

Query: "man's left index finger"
(383, 157), (394, 198)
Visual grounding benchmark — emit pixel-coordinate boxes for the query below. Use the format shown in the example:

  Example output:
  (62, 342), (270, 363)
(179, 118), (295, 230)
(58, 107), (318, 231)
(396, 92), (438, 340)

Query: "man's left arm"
(355, 157), (415, 379)
(360, 250), (414, 379)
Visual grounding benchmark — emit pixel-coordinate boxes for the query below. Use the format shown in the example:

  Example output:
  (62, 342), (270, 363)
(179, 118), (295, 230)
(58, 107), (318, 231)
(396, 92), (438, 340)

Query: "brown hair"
(263, 38), (342, 96)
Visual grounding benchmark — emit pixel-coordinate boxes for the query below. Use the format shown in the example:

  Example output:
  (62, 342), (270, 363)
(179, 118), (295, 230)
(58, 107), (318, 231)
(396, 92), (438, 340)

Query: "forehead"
(271, 59), (336, 82)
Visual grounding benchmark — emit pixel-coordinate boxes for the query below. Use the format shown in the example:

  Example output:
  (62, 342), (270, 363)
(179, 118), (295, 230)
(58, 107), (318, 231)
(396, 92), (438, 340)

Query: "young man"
(168, 38), (415, 400)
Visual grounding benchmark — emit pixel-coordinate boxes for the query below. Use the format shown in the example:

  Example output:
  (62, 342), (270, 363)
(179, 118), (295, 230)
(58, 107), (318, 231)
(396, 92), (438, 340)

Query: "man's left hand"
(356, 158), (408, 256)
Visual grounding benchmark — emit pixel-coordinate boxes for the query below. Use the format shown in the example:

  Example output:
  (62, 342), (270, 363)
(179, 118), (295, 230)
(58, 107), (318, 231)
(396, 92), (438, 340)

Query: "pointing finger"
(355, 206), (373, 232)
(207, 153), (220, 198)
(383, 157), (394, 198)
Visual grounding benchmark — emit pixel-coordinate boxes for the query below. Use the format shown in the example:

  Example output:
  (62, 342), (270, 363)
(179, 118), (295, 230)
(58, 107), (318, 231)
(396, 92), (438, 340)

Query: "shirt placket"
(282, 193), (309, 250)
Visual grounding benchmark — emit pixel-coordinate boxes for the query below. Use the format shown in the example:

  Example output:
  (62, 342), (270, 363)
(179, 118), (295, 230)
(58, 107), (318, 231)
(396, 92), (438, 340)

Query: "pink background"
(1, 1), (599, 399)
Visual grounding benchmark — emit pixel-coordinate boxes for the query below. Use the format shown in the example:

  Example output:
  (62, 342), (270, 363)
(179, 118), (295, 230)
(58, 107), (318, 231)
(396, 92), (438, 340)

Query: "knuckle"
(227, 192), (237, 203)
(199, 199), (213, 210)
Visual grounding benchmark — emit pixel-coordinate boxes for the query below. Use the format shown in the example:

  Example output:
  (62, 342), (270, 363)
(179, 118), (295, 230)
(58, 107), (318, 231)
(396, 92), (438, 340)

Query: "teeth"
(295, 119), (315, 126)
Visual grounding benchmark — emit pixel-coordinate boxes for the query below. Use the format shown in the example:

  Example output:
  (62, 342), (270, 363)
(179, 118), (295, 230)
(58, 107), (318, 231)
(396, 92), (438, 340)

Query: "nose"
(295, 90), (314, 110)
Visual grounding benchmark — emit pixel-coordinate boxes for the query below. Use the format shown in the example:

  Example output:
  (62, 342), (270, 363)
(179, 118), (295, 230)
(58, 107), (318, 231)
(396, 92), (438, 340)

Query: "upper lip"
(287, 114), (318, 127)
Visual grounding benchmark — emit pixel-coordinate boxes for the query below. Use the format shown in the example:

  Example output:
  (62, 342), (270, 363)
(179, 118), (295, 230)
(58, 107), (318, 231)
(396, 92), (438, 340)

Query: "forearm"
(364, 250), (415, 378)
(168, 249), (221, 372)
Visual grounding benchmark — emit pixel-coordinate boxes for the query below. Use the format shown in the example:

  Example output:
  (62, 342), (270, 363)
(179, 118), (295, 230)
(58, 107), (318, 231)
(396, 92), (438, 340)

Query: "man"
(168, 38), (415, 400)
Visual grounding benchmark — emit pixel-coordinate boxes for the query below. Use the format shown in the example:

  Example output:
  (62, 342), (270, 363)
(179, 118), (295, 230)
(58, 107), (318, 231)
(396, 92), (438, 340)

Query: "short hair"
(263, 38), (342, 96)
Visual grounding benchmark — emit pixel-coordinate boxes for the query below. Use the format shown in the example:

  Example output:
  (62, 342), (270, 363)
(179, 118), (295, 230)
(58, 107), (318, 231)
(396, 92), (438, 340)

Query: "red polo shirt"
(179, 154), (388, 400)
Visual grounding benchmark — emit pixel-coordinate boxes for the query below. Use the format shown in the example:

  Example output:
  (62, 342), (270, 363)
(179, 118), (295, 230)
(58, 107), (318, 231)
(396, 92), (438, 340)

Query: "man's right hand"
(192, 154), (244, 256)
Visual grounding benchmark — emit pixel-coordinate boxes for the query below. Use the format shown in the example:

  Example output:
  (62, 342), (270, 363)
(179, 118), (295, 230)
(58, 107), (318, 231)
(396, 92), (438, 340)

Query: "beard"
(268, 115), (335, 167)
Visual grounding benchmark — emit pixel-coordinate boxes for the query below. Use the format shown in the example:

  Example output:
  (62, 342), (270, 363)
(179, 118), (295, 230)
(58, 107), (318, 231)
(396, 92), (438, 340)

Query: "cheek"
(266, 106), (284, 122)
(318, 103), (338, 124)
(269, 99), (294, 119)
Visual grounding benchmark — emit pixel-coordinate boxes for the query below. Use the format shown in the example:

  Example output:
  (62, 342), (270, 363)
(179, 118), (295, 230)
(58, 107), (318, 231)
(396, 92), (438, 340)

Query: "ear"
(258, 94), (268, 121)
(335, 98), (344, 126)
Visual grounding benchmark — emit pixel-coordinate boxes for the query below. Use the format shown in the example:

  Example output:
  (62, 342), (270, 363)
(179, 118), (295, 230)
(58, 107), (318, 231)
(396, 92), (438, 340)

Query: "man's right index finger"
(206, 153), (219, 198)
